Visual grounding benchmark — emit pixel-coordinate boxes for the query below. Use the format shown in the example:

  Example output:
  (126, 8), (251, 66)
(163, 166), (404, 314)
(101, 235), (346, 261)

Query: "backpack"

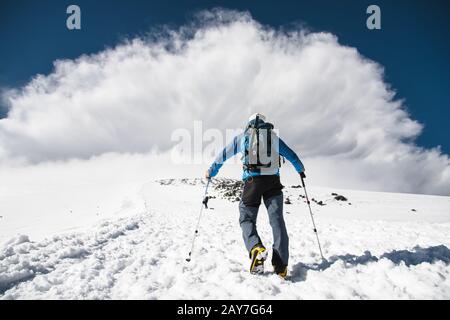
(243, 115), (281, 172)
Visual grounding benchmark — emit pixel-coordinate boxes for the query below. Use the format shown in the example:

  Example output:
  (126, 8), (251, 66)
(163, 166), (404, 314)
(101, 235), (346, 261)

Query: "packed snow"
(1, 176), (450, 299)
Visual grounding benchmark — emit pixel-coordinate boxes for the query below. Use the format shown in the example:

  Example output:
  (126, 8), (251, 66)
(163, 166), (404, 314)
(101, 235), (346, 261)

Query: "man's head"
(248, 113), (267, 123)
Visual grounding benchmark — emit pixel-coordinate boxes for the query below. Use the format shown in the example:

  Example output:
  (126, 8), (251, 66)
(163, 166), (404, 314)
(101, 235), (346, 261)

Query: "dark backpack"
(243, 115), (280, 172)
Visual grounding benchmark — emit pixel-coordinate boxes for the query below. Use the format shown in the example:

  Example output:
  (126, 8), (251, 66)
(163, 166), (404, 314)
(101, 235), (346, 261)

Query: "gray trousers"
(239, 194), (289, 266)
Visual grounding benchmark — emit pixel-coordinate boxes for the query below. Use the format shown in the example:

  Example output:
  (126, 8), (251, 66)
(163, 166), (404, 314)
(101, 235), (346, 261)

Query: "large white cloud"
(0, 9), (449, 195)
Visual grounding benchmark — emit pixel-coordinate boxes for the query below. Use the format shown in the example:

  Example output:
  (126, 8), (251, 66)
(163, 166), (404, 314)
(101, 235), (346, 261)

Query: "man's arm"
(279, 138), (305, 174)
(206, 134), (243, 178)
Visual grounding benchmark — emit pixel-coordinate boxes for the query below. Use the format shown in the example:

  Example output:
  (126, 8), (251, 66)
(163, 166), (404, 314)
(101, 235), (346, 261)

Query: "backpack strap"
(255, 114), (260, 166)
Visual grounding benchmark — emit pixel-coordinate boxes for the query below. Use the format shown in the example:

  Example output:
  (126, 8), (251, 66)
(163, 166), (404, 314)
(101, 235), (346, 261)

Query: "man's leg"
(238, 201), (262, 253)
(240, 177), (269, 274)
(239, 178), (264, 255)
(264, 194), (289, 268)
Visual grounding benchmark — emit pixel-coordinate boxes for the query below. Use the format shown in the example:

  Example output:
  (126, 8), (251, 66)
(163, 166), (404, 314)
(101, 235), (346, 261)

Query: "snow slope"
(1, 177), (450, 299)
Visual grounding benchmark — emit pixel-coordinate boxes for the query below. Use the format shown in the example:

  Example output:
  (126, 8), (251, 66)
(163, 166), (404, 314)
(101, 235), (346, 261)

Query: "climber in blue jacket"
(206, 113), (305, 278)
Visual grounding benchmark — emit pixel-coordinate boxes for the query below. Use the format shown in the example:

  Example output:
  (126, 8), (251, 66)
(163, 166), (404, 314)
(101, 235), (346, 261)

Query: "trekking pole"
(186, 178), (211, 262)
(301, 175), (326, 261)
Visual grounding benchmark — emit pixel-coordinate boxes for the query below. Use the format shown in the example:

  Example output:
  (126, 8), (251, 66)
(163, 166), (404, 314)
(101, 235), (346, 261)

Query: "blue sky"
(1, 0), (449, 153)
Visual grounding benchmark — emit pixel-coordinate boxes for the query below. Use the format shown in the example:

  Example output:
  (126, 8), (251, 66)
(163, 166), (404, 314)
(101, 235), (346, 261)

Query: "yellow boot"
(250, 245), (267, 274)
(275, 266), (288, 279)
(272, 250), (288, 279)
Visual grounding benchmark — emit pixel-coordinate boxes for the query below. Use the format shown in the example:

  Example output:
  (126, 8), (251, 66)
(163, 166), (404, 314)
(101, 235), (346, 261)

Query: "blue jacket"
(208, 132), (305, 181)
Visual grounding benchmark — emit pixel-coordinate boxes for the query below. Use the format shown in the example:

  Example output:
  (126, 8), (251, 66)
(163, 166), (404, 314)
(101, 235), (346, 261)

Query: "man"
(205, 113), (305, 278)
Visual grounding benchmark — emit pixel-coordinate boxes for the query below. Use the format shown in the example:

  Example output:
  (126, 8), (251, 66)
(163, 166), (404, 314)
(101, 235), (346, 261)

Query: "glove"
(205, 169), (211, 180)
(300, 172), (306, 179)
(202, 196), (209, 208)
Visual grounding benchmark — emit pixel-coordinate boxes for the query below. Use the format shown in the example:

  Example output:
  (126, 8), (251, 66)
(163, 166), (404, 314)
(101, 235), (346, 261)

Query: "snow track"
(1, 179), (449, 299)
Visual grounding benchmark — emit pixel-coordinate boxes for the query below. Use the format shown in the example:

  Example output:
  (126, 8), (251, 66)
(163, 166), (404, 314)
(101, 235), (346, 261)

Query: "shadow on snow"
(290, 245), (450, 283)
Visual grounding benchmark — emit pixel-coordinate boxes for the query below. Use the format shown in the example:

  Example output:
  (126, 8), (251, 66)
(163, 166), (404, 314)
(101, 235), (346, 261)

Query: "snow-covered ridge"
(157, 178), (244, 202)
(1, 178), (450, 299)
(156, 177), (352, 205)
